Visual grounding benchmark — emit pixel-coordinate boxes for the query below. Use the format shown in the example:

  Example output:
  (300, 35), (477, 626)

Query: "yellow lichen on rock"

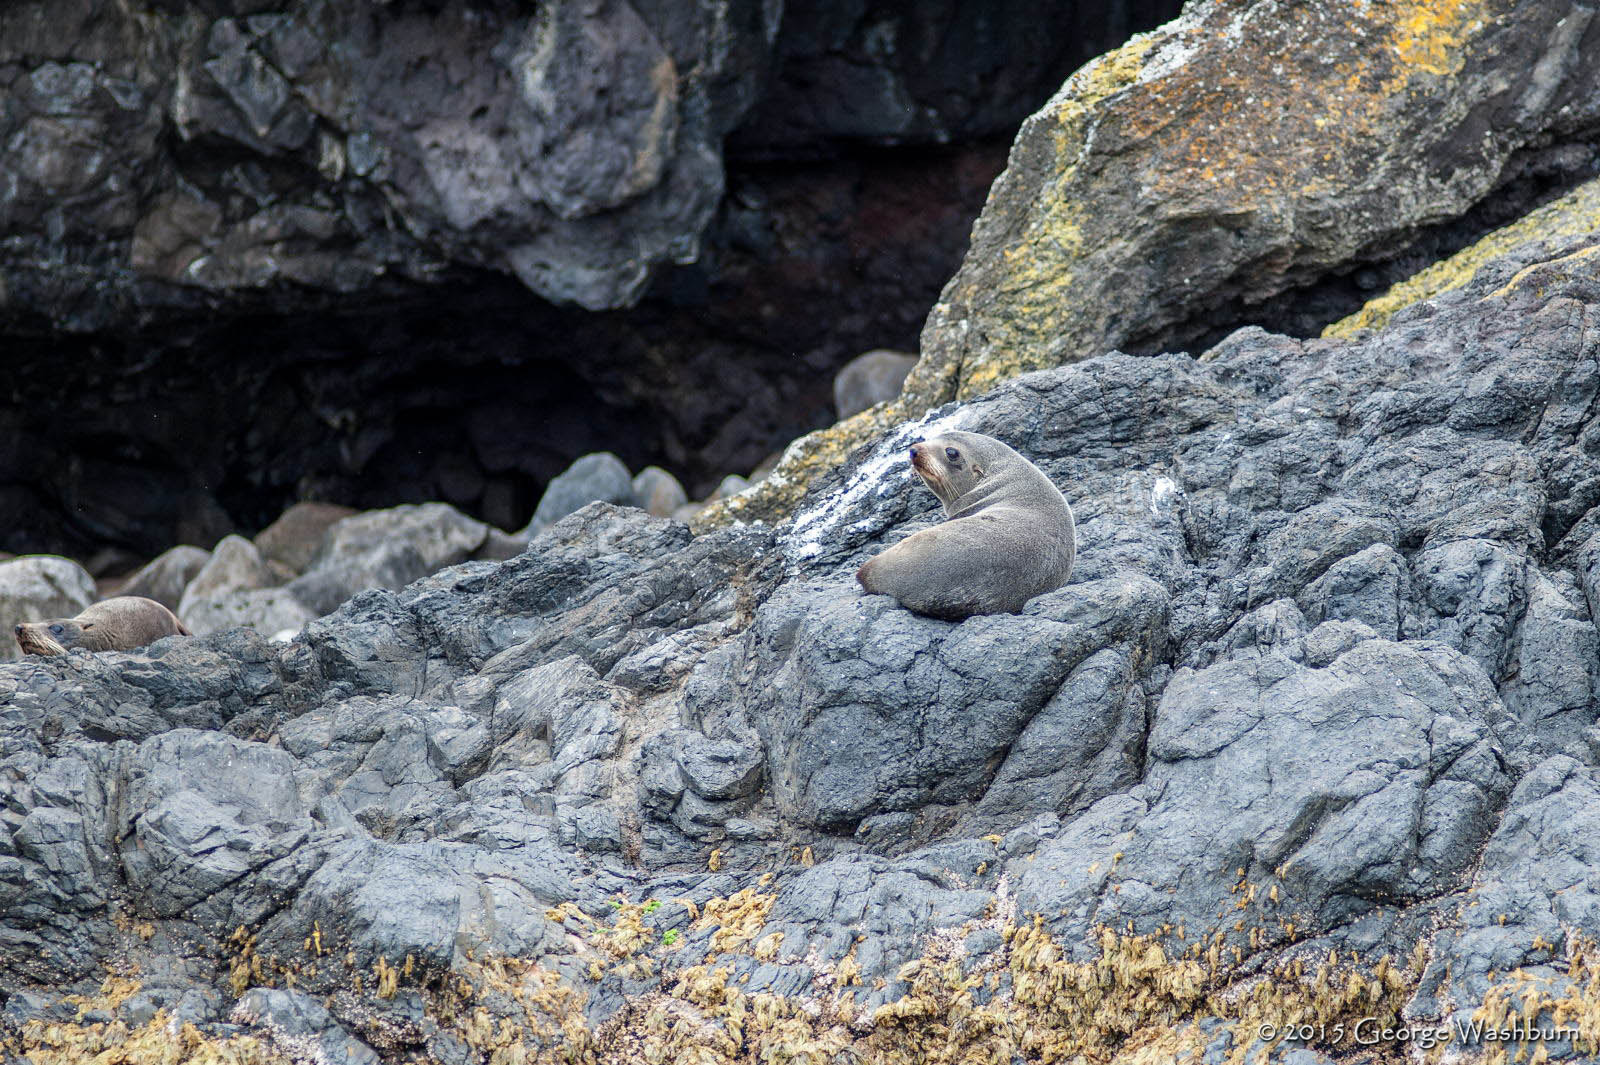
(1391, 0), (1487, 80)
(411, 886), (1433, 1065)
(689, 402), (900, 533)
(1324, 176), (1600, 337)
(693, 0), (1545, 532)
(13, 978), (287, 1065)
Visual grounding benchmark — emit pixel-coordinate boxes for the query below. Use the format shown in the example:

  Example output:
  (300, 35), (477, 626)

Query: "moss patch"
(690, 403), (900, 533)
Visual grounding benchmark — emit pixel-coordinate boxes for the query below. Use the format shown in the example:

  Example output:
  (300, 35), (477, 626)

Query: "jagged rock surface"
(709, 0), (1600, 530)
(8, 231), (1600, 1058)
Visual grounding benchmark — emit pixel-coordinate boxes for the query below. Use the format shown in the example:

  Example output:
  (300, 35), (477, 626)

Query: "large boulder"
(252, 502), (358, 575)
(521, 452), (635, 536)
(287, 502), (489, 616)
(113, 545), (211, 611)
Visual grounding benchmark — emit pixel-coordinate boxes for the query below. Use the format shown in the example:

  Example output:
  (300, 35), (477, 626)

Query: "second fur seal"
(856, 431), (1075, 620)
(14, 596), (191, 656)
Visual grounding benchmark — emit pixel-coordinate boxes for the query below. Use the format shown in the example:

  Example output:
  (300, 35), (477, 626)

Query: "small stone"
(709, 474), (750, 502)
(834, 349), (917, 419)
(524, 452), (634, 535)
(177, 535), (283, 636)
(254, 501), (358, 574)
(631, 466), (688, 517)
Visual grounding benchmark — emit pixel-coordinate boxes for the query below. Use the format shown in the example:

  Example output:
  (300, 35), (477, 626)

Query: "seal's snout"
(12, 625), (20, 636)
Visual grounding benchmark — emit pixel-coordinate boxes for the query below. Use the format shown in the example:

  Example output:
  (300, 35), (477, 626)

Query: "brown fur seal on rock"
(856, 431), (1075, 619)
(15, 596), (191, 656)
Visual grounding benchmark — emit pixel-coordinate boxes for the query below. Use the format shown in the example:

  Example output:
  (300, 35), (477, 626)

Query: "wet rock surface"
(8, 229), (1600, 1059)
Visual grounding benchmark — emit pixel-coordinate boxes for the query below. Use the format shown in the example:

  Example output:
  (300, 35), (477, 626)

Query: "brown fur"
(15, 596), (191, 656)
(856, 431), (1076, 619)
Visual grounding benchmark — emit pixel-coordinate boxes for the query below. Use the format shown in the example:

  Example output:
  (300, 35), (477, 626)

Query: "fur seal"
(14, 596), (191, 656)
(856, 431), (1075, 619)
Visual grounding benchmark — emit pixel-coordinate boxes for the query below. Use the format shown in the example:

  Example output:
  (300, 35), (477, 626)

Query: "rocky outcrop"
(709, 0), (1600, 529)
(0, 0), (764, 322)
(9, 225), (1600, 1059)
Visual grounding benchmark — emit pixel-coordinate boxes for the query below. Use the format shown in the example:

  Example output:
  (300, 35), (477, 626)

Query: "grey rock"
(746, 573), (1167, 830)
(0, 555), (96, 661)
(523, 452), (634, 536)
(833, 349), (917, 419)
(631, 465), (689, 518)
(1015, 637), (1509, 954)
(1417, 757), (1600, 1036)
(472, 528), (529, 563)
(1297, 543), (1409, 639)
(187, 588), (316, 642)
(287, 502), (489, 616)
(119, 730), (315, 923)
(962, 644), (1149, 833)
(676, 735), (763, 801)
(177, 534), (279, 635)
(233, 987), (380, 1065)
(710, 474), (751, 501)
(252, 501), (358, 574)
(113, 545), (211, 611)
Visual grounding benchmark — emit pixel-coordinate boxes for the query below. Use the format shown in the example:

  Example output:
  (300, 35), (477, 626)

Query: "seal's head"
(909, 432), (994, 507)
(15, 618), (88, 656)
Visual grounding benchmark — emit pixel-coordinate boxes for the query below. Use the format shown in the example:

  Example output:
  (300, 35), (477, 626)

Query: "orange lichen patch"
(1391, 0), (1487, 79)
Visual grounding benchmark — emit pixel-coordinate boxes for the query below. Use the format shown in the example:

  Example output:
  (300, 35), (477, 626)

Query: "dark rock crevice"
(1128, 139), (1600, 356)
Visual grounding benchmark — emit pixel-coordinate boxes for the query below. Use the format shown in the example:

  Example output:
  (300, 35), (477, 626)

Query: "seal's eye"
(944, 447), (961, 462)
(48, 624), (63, 635)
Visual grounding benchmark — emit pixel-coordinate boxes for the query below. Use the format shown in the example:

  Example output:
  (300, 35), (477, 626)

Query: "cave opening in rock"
(0, 0), (1194, 566)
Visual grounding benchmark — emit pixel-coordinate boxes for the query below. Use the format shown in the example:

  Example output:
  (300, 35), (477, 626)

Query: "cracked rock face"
(0, 0), (761, 321)
(8, 227), (1600, 1056)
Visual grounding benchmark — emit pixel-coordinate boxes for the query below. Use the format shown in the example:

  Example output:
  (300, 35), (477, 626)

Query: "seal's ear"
(971, 463), (984, 478)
